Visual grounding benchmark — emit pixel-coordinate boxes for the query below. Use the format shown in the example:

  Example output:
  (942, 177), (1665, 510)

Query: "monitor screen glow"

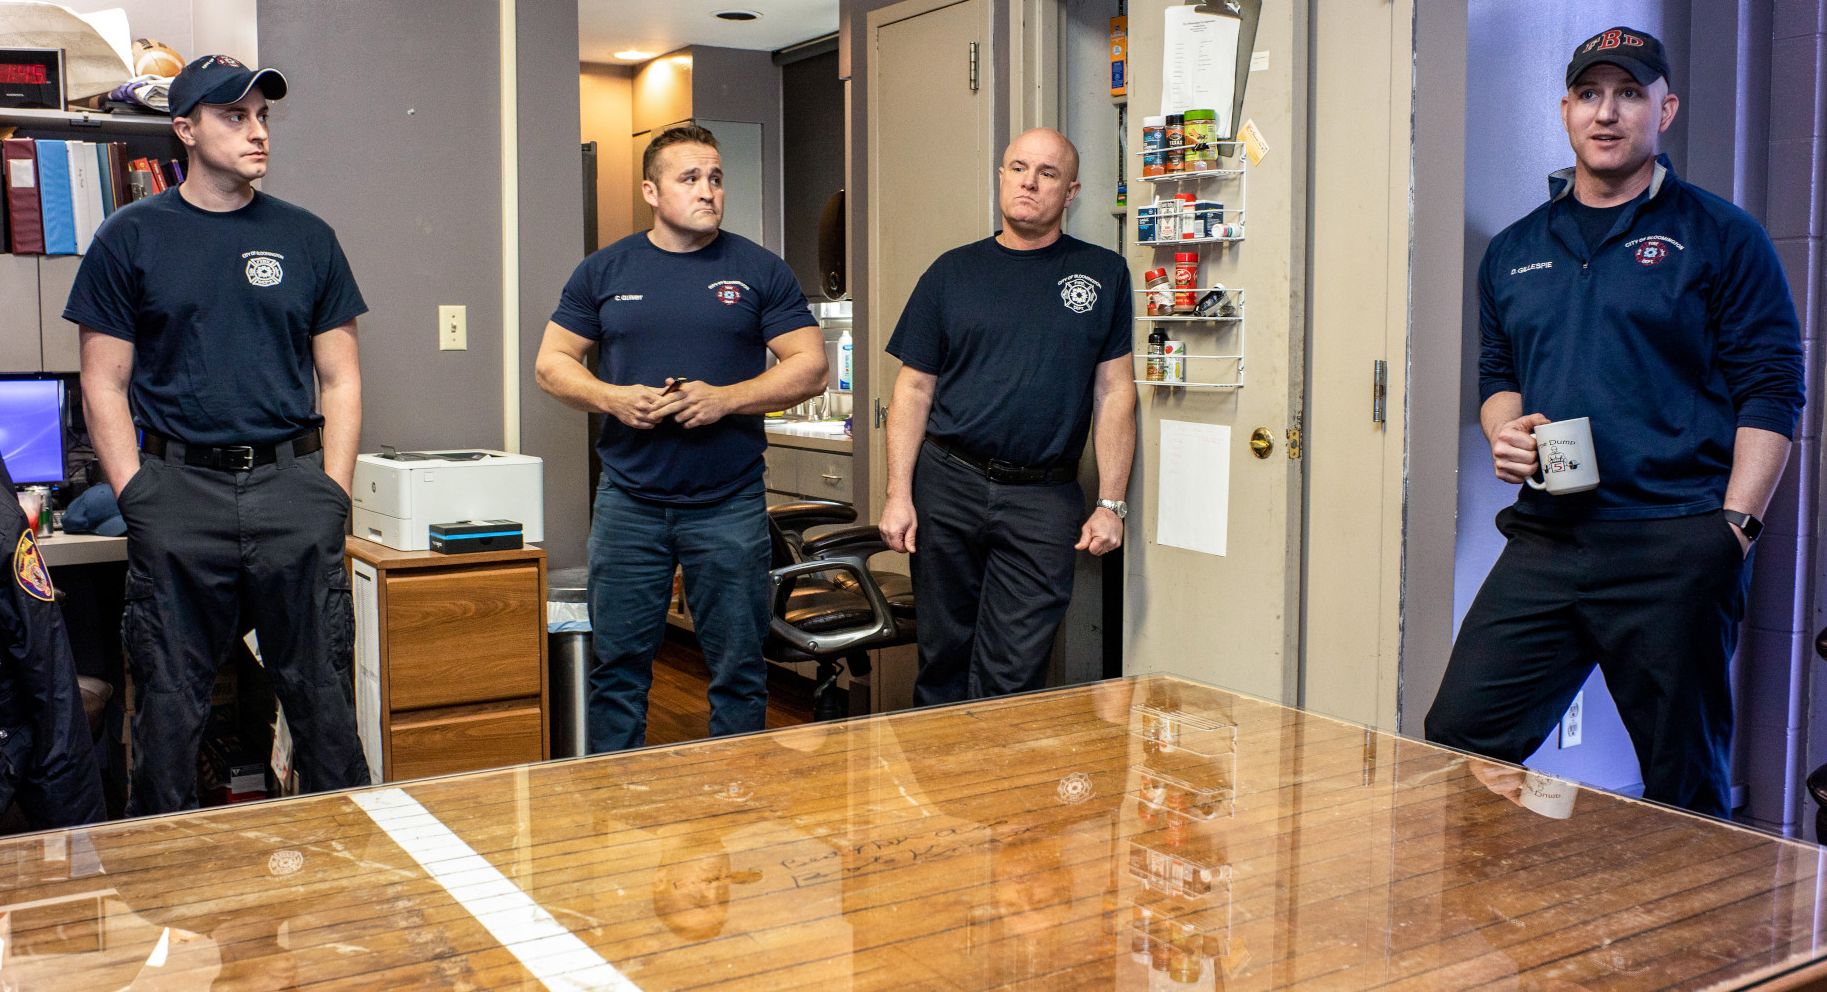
(0, 380), (64, 485)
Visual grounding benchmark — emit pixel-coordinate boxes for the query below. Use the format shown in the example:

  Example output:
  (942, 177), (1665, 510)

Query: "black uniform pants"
(1426, 508), (1750, 819)
(0, 458), (106, 828)
(909, 440), (1083, 705)
(115, 442), (369, 815)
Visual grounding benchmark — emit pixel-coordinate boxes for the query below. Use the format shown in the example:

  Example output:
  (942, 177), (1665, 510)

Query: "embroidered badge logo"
(243, 250), (284, 287)
(709, 279), (751, 306)
(1059, 273), (1101, 313)
(1626, 235), (1683, 268)
(14, 530), (53, 602)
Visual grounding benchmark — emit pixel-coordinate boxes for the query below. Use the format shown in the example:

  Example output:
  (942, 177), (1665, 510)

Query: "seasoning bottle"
(1141, 116), (1166, 178)
(1144, 266), (1172, 316)
(1164, 113), (1185, 173)
(1158, 197), (1181, 242)
(1182, 108), (1216, 171)
(1147, 325), (1167, 381)
(1173, 251), (1199, 314)
(1176, 193), (1198, 239)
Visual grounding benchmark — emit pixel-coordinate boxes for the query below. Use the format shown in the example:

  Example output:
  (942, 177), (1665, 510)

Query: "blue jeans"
(586, 479), (771, 753)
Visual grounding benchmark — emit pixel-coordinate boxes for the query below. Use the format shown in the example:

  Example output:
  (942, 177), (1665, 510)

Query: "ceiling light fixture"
(713, 9), (761, 21)
(612, 50), (655, 61)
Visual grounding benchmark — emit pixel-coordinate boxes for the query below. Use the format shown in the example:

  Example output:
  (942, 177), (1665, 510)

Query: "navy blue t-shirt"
(63, 189), (367, 447)
(551, 231), (814, 504)
(887, 234), (1132, 467)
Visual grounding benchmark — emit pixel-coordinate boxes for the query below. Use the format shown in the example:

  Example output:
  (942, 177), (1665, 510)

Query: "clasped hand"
(606, 379), (732, 430)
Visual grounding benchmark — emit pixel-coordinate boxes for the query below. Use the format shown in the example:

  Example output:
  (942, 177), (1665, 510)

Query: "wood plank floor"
(645, 632), (815, 746)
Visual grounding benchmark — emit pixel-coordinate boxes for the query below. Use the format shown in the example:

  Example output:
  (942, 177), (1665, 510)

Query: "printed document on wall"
(1157, 420), (1230, 557)
(1161, 4), (1241, 134)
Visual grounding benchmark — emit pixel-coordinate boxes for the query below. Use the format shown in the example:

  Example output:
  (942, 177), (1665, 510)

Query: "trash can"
(548, 566), (590, 758)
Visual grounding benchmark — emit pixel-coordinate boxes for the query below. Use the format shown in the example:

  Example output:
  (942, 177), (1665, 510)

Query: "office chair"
(765, 501), (916, 721)
(1807, 628), (1827, 840)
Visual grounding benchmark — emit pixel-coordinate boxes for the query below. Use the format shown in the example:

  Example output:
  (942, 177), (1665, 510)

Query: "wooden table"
(0, 675), (1821, 990)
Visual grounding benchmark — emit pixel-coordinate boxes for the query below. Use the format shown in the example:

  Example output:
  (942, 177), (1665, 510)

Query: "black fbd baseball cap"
(1566, 26), (1671, 88)
(168, 54), (288, 118)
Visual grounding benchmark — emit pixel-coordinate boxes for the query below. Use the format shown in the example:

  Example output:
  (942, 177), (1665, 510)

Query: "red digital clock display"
(0, 63), (49, 86)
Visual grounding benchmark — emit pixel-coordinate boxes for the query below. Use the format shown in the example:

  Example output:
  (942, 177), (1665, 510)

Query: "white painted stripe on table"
(353, 788), (639, 992)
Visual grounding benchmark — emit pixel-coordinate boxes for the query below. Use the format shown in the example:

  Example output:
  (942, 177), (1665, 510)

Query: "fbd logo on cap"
(243, 250), (284, 287)
(1583, 29), (1646, 54)
(200, 54), (246, 70)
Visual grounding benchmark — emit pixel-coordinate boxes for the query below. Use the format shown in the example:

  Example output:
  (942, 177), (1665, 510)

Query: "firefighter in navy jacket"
(0, 453), (106, 828)
(1426, 27), (1805, 819)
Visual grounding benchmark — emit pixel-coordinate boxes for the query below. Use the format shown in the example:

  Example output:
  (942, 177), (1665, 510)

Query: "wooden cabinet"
(345, 537), (549, 782)
(764, 434), (854, 504)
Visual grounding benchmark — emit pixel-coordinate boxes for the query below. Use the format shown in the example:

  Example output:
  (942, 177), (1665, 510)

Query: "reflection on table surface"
(0, 674), (1822, 990)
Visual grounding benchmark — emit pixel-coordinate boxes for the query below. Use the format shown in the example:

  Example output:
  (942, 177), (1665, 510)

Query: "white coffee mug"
(1519, 770), (1578, 819)
(1526, 417), (1600, 495)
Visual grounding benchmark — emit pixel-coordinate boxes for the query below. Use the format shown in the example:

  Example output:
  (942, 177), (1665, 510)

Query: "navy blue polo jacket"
(1478, 155), (1804, 520)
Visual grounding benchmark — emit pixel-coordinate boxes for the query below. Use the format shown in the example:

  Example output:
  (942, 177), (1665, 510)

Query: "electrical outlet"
(438, 305), (467, 351)
(1560, 691), (1583, 748)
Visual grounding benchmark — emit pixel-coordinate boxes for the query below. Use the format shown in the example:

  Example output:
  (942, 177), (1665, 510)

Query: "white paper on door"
(1161, 4), (1242, 135)
(1156, 420), (1230, 557)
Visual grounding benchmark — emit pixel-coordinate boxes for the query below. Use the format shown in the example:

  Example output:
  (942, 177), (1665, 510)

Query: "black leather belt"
(142, 430), (322, 471)
(926, 436), (1076, 485)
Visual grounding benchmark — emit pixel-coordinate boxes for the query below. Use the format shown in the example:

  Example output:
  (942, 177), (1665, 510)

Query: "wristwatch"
(1097, 498), (1129, 520)
(1722, 509), (1763, 543)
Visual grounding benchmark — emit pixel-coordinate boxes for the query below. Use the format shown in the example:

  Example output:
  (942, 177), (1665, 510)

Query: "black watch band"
(1722, 510), (1763, 543)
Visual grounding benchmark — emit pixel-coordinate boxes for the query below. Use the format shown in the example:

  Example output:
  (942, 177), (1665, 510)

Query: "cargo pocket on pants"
(121, 569), (161, 689)
(321, 566), (355, 687)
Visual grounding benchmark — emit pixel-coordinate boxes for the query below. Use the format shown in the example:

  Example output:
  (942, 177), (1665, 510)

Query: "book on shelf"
(3, 138), (44, 254)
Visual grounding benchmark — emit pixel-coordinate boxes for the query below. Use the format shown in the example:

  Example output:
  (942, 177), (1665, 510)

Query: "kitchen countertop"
(765, 420), (852, 454)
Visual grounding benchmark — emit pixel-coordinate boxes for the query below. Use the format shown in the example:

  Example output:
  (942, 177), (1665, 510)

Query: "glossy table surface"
(1, 675), (1823, 990)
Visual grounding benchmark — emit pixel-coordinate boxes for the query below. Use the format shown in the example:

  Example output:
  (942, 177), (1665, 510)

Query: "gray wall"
(514, 0), (590, 571)
(260, 0), (590, 570)
(693, 46), (787, 256)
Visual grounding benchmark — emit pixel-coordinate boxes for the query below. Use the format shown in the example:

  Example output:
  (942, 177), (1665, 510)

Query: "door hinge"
(1371, 360), (1388, 425)
(875, 398), (888, 429)
(969, 42), (980, 92)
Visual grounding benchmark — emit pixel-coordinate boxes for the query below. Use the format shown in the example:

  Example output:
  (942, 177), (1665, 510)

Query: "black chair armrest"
(801, 524), (892, 560)
(768, 555), (899, 655)
(767, 500), (858, 535)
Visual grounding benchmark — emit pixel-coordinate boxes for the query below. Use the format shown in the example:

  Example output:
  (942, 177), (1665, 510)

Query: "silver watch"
(1097, 498), (1128, 520)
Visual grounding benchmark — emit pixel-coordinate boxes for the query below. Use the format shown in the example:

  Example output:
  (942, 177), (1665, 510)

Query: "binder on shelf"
(68, 140), (104, 254)
(108, 142), (130, 210)
(4, 138), (45, 254)
(94, 141), (116, 216)
(35, 139), (76, 255)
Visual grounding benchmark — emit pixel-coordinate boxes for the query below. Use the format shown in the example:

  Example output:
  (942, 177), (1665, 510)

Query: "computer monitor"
(0, 378), (65, 486)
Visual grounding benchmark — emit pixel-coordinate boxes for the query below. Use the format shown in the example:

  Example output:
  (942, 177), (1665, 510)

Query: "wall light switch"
(1560, 691), (1583, 748)
(438, 305), (467, 351)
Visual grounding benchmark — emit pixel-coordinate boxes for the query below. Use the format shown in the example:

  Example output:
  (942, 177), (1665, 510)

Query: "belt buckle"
(986, 458), (1015, 483)
(221, 445), (256, 471)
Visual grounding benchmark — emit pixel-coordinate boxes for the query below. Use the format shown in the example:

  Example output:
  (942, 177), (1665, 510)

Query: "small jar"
(1144, 266), (1172, 316)
(1182, 108), (1216, 171)
(1142, 115), (1166, 177)
(1164, 113), (1185, 173)
(1146, 325), (1167, 381)
(1158, 199), (1181, 242)
(1176, 193), (1198, 239)
(1173, 251), (1199, 314)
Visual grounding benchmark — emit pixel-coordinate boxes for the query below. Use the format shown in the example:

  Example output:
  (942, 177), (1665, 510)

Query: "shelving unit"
(1130, 141), (1250, 390)
(1132, 286), (1246, 389)
(0, 107), (173, 134)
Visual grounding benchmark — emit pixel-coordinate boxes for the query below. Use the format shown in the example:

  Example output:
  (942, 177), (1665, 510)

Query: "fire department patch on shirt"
(14, 530), (54, 602)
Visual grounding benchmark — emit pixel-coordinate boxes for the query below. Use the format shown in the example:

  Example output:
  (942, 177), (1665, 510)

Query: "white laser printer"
(351, 448), (544, 551)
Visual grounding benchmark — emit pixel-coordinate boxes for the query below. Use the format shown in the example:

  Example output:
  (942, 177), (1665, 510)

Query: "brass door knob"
(1249, 428), (1274, 459)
